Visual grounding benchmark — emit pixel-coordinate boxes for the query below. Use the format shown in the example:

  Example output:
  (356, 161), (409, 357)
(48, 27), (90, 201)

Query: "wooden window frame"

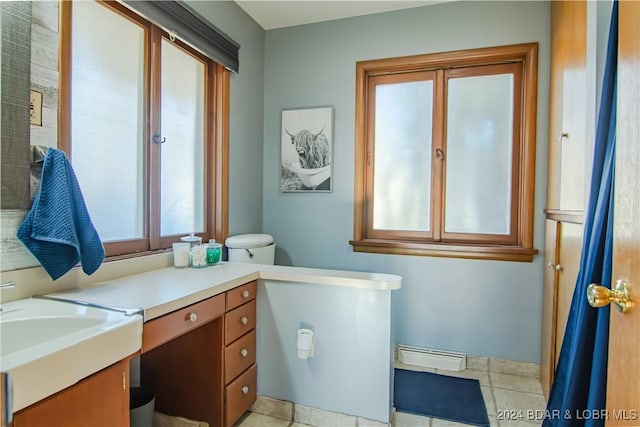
(350, 43), (539, 262)
(59, 1), (229, 259)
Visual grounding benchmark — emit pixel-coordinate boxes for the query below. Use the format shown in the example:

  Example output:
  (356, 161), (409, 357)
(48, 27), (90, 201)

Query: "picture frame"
(280, 106), (333, 192)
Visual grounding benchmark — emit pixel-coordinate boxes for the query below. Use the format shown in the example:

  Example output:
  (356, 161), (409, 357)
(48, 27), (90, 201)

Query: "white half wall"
(256, 279), (394, 422)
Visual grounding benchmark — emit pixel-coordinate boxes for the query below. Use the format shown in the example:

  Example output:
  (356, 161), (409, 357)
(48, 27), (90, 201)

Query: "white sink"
(0, 298), (142, 413)
(1, 316), (103, 355)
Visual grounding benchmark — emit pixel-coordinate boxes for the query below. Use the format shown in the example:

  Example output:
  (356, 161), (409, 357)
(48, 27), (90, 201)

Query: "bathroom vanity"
(5, 262), (400, 426)
(12, 359), (130, 426)
(1, 297), (140, 427)
(139, 280), (258, 427)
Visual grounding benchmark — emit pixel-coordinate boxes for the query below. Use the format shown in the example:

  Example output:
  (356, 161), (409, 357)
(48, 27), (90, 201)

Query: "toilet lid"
(225, 233), (274, 249)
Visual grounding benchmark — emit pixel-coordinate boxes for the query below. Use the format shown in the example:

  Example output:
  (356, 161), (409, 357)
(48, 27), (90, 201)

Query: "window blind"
(122, 0), (240, 72)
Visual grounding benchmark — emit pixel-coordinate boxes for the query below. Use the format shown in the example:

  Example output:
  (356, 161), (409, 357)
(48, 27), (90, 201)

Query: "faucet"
(0, 282), (15, 289)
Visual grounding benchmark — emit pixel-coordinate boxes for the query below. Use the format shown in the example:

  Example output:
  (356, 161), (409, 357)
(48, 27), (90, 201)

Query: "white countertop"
(47, 262), (402, 321)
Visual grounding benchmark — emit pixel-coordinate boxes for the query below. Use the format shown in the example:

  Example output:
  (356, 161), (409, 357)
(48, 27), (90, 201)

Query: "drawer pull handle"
(185, 312), (198, 323)
(241, 316), (249, 325)
(242, 290), (250, 298)
(241, 348), (248, 358)
(241, 386), (249, 395)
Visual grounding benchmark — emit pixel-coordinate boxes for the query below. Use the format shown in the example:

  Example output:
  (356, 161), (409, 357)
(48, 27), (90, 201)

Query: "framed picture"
(281, 107), (333, 192)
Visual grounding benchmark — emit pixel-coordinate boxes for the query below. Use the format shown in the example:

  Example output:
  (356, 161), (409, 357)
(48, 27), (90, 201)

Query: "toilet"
(225, 233), (275, 265)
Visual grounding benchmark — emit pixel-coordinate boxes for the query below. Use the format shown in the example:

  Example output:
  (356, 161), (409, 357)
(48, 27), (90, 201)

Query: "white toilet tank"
(225, 233), (275, 265)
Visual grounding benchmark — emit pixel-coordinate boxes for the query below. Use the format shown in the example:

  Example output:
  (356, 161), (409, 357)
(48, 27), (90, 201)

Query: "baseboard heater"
(397, 345), (467, 371)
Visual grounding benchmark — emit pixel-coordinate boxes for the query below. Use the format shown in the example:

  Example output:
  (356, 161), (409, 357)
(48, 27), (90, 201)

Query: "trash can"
(130, 386), (155, 427)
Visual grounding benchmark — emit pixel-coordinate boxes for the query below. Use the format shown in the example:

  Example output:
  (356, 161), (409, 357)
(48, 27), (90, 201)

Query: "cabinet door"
(547, 0), (588, 211)
(540, 219), (560, 397)
(540, 220), (583, 397)
(13, 360), (129, 427)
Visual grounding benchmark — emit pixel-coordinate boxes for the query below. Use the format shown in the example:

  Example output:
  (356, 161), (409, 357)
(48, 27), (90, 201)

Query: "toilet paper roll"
(297, 328), (314, 359)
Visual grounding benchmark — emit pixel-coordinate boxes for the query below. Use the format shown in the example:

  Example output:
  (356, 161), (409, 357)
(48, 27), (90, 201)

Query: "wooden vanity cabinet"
(13, 359), (130, 427)
(140, 281), (258, 427)
(224, 281), (257, 427)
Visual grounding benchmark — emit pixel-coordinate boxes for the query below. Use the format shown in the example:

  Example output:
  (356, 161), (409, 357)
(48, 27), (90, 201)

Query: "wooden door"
(605, 1), (640, 425)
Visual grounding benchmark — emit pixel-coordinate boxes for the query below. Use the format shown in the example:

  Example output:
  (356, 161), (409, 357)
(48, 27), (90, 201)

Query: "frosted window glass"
(160, 40), (205, 236)
(445, 74), (513, 234)
(373, 81), (432, 231)
(71, 1), (144, 242)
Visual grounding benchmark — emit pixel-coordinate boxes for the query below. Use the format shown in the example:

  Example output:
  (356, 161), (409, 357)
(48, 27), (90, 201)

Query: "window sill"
(349, 239), (538, 262)
(104, 248), (172, 263)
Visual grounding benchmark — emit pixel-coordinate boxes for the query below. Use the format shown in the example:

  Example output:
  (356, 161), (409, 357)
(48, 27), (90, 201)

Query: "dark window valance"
(122, 1), (240, 72)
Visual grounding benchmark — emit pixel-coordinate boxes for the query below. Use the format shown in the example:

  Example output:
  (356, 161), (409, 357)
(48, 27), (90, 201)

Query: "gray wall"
(185, 1), (265, 236)
(262, 1), (550, 363)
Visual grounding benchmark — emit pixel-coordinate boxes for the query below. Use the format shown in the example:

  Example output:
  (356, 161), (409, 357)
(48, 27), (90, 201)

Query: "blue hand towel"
(17, 148), (105, 280)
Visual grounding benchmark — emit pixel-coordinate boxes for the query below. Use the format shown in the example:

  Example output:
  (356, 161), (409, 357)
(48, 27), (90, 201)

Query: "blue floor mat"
(394, 368), (490, 426)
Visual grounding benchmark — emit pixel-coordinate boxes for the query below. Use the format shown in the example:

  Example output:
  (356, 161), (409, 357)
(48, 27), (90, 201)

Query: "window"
(351, 44), (538, 261)
(60, 1), (229, 257)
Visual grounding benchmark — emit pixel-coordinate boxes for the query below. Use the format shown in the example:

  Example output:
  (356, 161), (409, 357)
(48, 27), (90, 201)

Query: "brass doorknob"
(587, 280), (631, 313)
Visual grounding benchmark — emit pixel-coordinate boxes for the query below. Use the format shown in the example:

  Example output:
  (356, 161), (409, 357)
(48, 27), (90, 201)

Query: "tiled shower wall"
(30, 1), (59, 149)
(1, 1), (59, 272)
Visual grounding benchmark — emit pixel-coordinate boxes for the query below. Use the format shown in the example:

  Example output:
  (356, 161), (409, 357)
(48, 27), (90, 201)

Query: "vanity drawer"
(226, 281), (257, 311)
(225, 364), (257, 427)
(225, 300), (256, 344)
(142, 294), (225, 353)
(225, 329), (256, 383)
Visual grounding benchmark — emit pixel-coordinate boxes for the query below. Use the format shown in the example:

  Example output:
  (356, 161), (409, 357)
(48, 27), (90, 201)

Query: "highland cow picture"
(281, 107), (333, 192)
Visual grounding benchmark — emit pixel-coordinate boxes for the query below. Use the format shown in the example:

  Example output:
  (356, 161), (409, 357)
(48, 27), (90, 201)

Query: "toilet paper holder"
(297, 328), (315, 359)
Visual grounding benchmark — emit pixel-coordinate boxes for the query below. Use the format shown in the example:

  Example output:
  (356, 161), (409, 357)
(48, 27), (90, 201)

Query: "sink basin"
(1, 316), (103, 355)
(0, 298), (142, 413)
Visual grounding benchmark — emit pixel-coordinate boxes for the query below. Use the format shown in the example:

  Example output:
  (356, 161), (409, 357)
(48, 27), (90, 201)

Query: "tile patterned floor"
(234, 357), (547, 427)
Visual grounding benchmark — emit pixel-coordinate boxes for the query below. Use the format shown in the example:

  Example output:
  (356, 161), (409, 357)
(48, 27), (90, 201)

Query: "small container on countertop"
(181, 233), (203, 267)
(206, 239), (222, 265)
(180, 233), (202, 249)
(190, 244), (208, 268)
(172, 242), (190, 268)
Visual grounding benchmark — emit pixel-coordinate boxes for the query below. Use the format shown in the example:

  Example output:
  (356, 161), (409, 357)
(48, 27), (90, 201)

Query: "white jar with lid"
(181, 233), (202, 248)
